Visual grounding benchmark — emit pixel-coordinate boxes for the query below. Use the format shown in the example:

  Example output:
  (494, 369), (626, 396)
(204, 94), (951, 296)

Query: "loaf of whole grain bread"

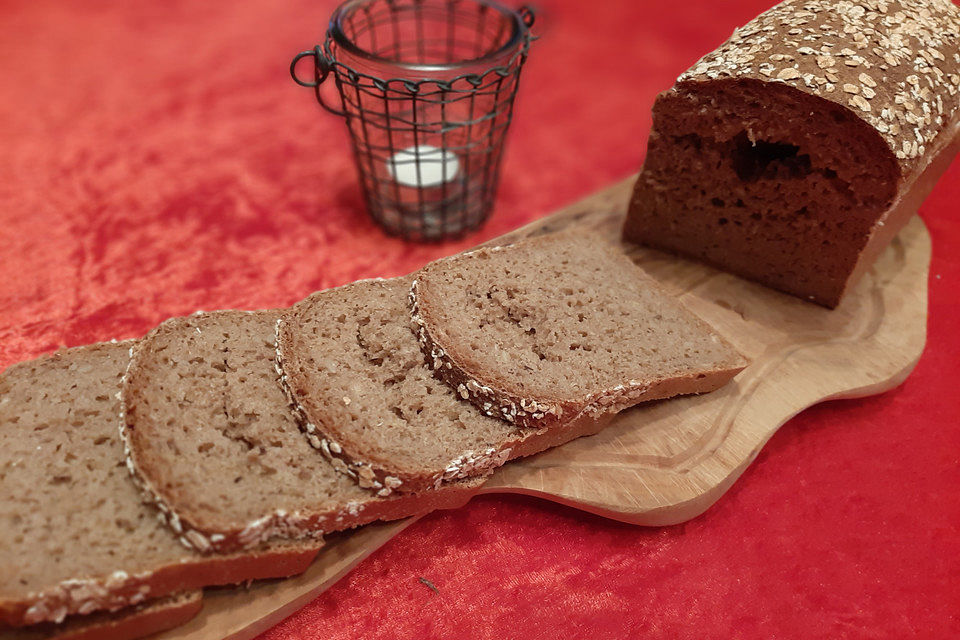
(623, 0), (960, 307)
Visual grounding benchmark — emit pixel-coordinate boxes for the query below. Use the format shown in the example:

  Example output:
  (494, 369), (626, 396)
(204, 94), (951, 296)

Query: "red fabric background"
(1, 0), (958, 638)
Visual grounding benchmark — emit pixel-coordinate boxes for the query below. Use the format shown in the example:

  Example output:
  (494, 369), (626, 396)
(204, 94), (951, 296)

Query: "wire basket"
(292, 0), (535, 241)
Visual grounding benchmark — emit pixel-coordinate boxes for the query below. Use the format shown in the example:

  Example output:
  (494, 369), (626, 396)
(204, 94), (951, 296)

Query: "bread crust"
(676, 0), (960, 175)
(1, 592), (203, 640)
(839, 116), (960, 302)
(0, 538), (320, 628)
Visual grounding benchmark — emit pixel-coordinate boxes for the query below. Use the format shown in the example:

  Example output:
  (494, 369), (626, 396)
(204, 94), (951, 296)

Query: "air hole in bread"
(732, 132), (811, 182)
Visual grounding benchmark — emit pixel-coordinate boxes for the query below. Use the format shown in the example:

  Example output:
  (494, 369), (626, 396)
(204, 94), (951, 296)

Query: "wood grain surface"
(150, 175), (930, 640)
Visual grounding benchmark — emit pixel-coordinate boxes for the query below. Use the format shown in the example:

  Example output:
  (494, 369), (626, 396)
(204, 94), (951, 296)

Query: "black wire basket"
(292, 0), (535, 241)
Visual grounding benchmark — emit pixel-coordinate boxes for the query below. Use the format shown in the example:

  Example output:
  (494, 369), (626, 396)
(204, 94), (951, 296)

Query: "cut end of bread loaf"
(626, 78), (901, 308)
(277, 278), (528, 494)
(410, 231), (748, 428)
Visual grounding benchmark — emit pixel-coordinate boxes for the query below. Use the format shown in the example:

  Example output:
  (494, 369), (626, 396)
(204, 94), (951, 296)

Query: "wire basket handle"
(518, 5), (535, 28)
(290, 46), (347, 116)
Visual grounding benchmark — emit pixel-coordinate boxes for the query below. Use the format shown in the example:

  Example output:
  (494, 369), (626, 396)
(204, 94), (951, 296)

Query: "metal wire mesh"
(292, 0), (534, 241)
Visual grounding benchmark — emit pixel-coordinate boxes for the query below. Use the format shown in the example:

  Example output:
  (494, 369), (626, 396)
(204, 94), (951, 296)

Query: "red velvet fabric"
(1, 0), (958, 637)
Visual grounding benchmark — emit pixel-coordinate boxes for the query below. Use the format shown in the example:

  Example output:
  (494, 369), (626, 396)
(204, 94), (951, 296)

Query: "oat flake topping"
(679, 0), (960, 169)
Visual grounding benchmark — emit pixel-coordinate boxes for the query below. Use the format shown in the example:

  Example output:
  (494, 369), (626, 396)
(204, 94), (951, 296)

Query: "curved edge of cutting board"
(477, 353), (922, 527)
(478, 214), (931, 527)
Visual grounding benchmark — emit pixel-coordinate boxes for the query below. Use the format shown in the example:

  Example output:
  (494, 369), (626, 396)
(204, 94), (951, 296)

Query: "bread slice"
(0, 343), (322, 627)
(120, 310), (483, 553)
(1, 591), (202, 640)
(410, 231), (748, 428)
(277, 276), (637, 495)
(276, 277), (539, 495)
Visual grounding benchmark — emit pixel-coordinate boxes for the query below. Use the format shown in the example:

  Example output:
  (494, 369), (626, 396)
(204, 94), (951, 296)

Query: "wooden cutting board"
(155, 175), (931, 640)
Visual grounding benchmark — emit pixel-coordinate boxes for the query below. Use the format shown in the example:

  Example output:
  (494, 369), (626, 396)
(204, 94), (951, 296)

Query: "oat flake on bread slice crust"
(2, 591), (203, 640)
(409, 231), (749, 429)
(118, 309), (482, 554)
(0, 343), (321, 628)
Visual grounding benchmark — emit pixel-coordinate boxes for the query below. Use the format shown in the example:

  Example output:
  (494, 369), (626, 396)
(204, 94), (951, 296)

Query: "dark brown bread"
(120, 310), (483, 553)
(277, 278), (532, 495)
(1, 592), (202, 640)
(0, 343), (321, 627)
(410, 232), (748, 428)
(624, 0), (960, 307)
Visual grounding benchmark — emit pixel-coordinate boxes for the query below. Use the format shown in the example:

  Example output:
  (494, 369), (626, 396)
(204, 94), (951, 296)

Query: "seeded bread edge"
(1, 591), (203, 640)
(1, 520), (321, 627)
(274, 311), (396, 495)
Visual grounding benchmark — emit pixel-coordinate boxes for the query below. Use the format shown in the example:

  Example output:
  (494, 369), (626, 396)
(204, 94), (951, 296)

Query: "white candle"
(386, 145), (460, 188)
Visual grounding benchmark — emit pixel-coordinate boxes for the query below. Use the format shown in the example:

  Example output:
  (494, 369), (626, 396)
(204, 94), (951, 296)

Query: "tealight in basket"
(292, 0), (534, 241)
